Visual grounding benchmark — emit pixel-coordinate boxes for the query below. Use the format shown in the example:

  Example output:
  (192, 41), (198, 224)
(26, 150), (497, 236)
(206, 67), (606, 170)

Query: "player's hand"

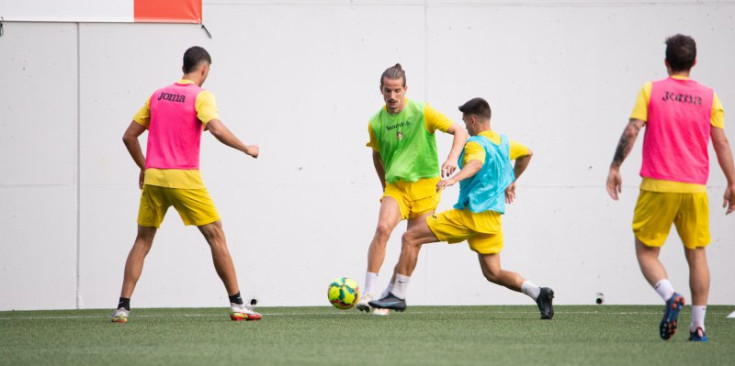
(138, 169), (145, 189)
(441, 160), (458, 178)
(505, 182), (516, 204)
(436, 177), (456, 192)
(246, 145), (259, 158)
(723, 184), (735, 215)
(606, 168), (622, 200)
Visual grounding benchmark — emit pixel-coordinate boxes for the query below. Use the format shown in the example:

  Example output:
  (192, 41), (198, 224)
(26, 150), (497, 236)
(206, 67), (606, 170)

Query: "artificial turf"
(1, 305), (733, 366)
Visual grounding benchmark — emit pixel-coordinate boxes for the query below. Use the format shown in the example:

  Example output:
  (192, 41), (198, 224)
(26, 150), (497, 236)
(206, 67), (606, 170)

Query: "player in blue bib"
(370, 97), (555, 319)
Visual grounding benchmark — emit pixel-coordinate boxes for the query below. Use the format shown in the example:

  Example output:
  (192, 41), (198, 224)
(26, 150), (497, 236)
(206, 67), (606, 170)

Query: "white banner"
(1, 0), (201, 23)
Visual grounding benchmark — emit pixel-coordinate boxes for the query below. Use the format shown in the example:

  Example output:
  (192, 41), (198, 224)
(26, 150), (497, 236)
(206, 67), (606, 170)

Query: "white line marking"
(0, 310), (678, 321)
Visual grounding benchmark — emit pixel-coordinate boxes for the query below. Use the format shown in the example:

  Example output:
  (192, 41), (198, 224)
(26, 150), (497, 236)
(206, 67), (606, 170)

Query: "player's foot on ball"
(688, 327), (709, 342)
(369, 292), (406, 312)
(230, 303), (262, 321)
(356, 294), (373, 313)
(536, 287), (554, 320)
(659, 292), (684, 340)
(373, 308), (390, 316)
(111, 308), (129, 323)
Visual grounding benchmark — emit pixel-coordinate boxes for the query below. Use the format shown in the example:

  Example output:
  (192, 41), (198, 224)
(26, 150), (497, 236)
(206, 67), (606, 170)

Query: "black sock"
(117, 297), (131, 311)
(229, 292), (244, 305)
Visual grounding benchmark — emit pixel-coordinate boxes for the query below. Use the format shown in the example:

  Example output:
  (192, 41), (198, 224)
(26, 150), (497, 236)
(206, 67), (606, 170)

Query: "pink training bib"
(145, 82), (204, 170)
(640, 77), (713, 185)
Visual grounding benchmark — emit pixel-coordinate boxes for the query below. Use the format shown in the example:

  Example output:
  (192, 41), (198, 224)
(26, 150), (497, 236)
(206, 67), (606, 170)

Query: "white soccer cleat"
(373, 308), (390, 316)
(111, 308), (129, 323)
(230, 303), (262, 321)
(356, 293), (373, 313)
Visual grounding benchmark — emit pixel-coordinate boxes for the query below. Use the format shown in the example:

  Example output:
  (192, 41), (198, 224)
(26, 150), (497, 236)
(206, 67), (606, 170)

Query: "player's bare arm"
(506, 149), (533, 204)
(122, 121), (148, 189)
(441, 123), (469, 177)
(436, 159), (482, 192)
(207, 119), (259, 158)
(513, 150), (533, 180)
(372, 150), (387, 190)
(606, 118), (645, 200)
(711, 126), (735, 214)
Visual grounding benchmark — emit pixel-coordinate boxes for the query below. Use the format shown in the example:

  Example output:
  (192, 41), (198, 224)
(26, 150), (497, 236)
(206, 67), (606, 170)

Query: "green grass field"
(1, 305), (733, 366)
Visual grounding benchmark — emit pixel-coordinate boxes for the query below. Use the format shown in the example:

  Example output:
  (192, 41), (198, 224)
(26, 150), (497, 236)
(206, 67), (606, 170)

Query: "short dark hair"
(380, 63), (406, 87)
(458, 98), (491, 120)
(183, 46), (211, 74)
(665, 34), (696, 72)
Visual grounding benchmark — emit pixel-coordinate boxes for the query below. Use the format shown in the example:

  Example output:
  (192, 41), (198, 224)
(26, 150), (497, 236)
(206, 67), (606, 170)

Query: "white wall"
(1, 0), (734, 310)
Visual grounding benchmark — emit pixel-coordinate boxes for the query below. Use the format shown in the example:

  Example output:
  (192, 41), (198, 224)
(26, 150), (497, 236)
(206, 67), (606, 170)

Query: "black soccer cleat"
(369, 292), (407, 312)
(536, 287), (554, 320)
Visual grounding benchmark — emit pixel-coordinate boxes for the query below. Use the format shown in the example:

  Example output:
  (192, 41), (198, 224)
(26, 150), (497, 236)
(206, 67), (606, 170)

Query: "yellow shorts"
(382, 177), (441, 220)
(632, 189), (710, 249)
(137, 185), (220, 228)
(427, 208), (504, 254)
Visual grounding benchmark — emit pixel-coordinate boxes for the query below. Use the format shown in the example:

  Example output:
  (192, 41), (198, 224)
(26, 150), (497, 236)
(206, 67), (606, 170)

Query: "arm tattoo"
(612, 122), (641, 167)
(612, 136), (629, 167)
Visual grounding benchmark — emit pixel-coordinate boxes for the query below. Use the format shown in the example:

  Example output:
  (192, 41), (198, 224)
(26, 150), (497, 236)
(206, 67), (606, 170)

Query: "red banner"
(134, 0), (202, 24)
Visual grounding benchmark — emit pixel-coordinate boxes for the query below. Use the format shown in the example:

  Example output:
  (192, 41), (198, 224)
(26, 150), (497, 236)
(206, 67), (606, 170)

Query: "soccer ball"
(327, 277), (361, 310)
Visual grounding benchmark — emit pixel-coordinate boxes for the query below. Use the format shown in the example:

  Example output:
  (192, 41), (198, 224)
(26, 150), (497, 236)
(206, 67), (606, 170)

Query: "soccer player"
(111, 46), (262, 323)
(369, 97), (555, 320)
(606, 34), (735, 341)
(357, 64), (468, 314)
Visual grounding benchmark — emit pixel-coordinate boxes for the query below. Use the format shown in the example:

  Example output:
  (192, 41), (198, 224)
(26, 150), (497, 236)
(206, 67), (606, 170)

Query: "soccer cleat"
(659, 292), (685, 340)
(369, 292), (406, 312)
(373, 308), (390, 316)
(230, 303), (262, 321)
(688, 327), (709, 342)
(356, 293), (373, 313)
(536, 287), (554, 320)
(111, 308), (129, 323)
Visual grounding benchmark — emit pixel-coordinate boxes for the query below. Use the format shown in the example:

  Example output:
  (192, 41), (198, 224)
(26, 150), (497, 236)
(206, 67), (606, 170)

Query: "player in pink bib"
(606, 35), (735, 342)
(641, 77), (714, 185)
(145, 81), (206, 170)
(112, 46), (262, 323)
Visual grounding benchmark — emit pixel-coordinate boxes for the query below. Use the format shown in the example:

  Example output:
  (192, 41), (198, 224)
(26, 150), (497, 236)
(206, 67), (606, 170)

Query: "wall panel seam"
(75, 22), (81, 310)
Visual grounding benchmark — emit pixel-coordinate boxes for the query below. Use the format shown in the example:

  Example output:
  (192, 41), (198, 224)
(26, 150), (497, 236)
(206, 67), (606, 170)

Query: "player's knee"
(135, 240), (154, 254)
(200, 224), (225, 245)
(134, 234), (155, 251)
(401, 230), (419, 248)
(484, 274), (500, 284)
(374, 222), (394, 242)
(483, 268), (501, 283)
(685, 247), (708, 265)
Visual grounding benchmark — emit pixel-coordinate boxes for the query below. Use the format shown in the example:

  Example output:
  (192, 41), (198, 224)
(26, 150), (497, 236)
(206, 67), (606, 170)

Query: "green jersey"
(370, 99), (440, 183)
